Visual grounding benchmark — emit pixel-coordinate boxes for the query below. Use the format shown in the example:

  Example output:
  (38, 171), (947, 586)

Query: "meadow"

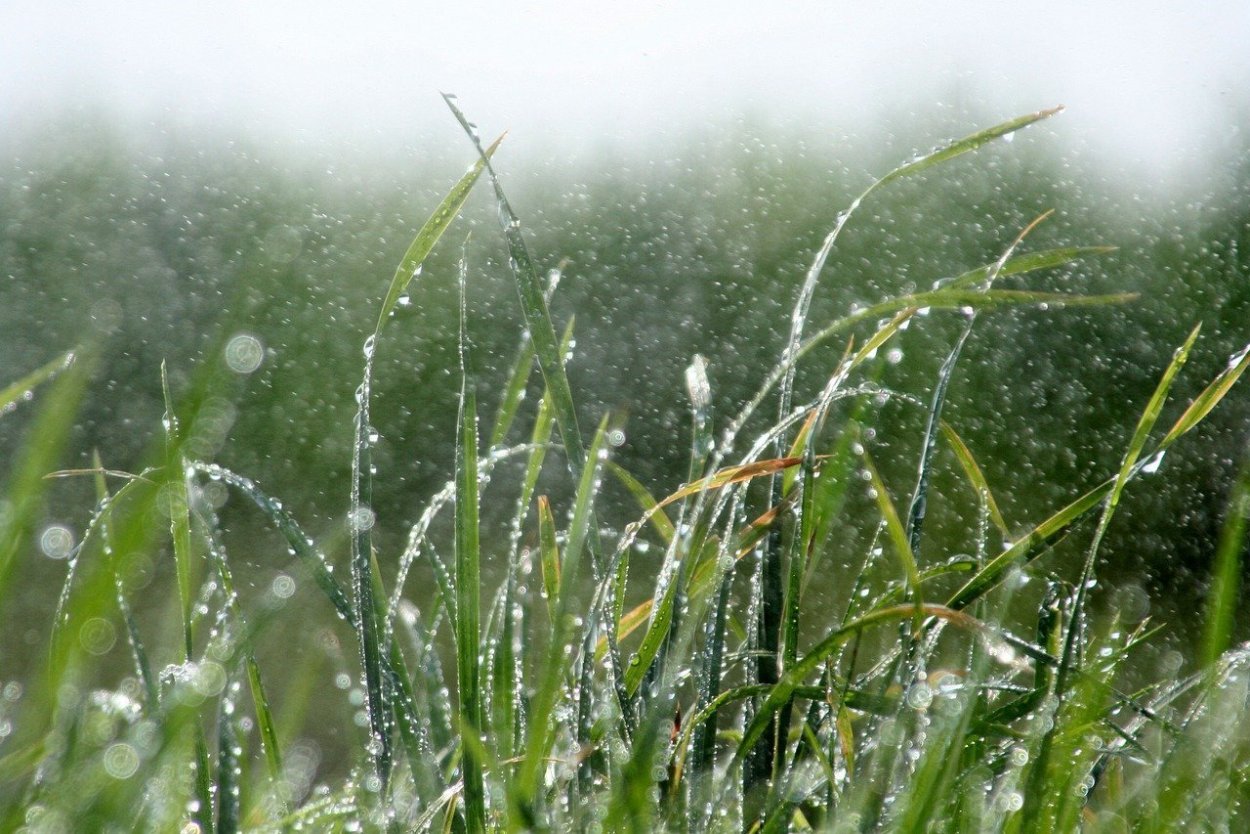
(1, 103), (1249, 831)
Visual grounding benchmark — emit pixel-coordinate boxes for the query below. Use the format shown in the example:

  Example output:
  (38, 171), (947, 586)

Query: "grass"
(1, 104), (1249, 833)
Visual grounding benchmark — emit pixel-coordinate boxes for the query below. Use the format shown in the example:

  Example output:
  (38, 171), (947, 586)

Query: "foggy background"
(5, 0), (1249, 184)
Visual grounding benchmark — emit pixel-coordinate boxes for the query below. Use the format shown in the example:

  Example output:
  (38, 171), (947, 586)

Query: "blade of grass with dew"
(939, 245), (1117, 292)
(199, 509), (284, 792)
(607, 461), (676, 544)
(373, 137), (502, 336)
(189, 462), (436, 793)
(0, 349), (76, 417)
(1161, 339), (1250, 447)
(705, 240), (1113, 491)
(863, 452), (924, 624)
(454, 240), (487, 830)
(513, 416), (611, 811)
(907, 321), (973, 555)
(442, 95), (590, 488)
(355, 144), (503, 791)
(161, 362), (195, 661)
(774, 107), (1062, 456)
(1024, 324), (1202, 832)
(488, 262), (562, 449)
(944, 333), (1247, 615)
(1201, 443), (1250, 667)
(730, 604), (991, 769)
(941, 421), (1010, 537)
(0, 350), (89, 616)
(715, 285), (1131, 488)
(190, 463), (352, 619)
(537, 495), (561, 624)
(87, 457), (159, 713)
(624, 576), (680, 696)
(216, 688), (240, 834)
(350, 353), (391, 792)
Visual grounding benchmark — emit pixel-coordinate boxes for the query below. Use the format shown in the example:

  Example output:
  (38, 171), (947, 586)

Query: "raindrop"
(224, 334), (264, 374)
(1141, 449), (1166, 474)
(271, 573), (296, 599)
(39, 525), (75, 560)
(102, 742), (141, 779)
(348, 506), (376, 532)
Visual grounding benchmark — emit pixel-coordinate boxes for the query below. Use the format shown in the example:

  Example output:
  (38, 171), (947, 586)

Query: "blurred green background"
(3, 110), (1248, 660)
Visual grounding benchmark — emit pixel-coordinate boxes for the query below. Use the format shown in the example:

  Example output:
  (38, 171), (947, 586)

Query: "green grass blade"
(489, 264), (563, 449)
(514, 417), (610, 808)
(537, 496), (561, 623)
(1161, 340), (1250, 447)
(86, 456), (159, 713)
(941, 421), (1010, 536)
(624, 578), (678, 696)
(455, 270), (487, 830)
(607, 461), (676, 544)
(731, 604), (987, 776)
(374, 136), (502, 335)
(946, 479), (1110, 610)
(863, 452), (924, 619)
(0, 351), (90, 616)
(1201, 447), (1250, 667)
(190, 463), (352, 619)
(216, 691), (240, 834)
(941, 245), (1117, 291)
(0, 349), (76, 417)
(906, 321), (973, 555)
(161, 362), (196, 661)
(442, 94), (589, 486)
(1112, 324), (1201, 503)
(878, 106), (1062, 187)
(490, 337), (536, 449)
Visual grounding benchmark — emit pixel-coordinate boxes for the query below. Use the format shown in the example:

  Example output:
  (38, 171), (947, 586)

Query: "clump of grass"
(2, 103), (1249, 833)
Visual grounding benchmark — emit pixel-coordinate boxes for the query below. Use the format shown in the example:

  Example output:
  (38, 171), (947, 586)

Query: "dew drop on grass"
(348, 506), (376, 532)
(906, 682), (933, 710)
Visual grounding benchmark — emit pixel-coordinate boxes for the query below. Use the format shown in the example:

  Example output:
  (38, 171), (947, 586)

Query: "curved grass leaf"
(374, 136), (502, 335)
(941, 421), (1010, 536)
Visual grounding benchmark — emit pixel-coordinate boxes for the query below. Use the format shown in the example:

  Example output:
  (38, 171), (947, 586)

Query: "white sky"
(2, 1), (1248, 180)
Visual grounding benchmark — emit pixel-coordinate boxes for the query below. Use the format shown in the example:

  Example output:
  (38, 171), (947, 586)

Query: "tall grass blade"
(1201, 446), (1250, 667)
(906, 322), (972, 554)
(941, 421), (1010, 536)
(161, 362), (195, 661)
(863, 452), (924, 619)
(0, 349), (76, 417)
(453, 241), (488, 830)
(0, 351), (89, 613)
(373, 136), (502, 335)
(442, 94), (590, 485)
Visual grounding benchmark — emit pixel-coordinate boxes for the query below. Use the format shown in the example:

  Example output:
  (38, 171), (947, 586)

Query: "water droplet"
(40, 524), (75, 559)
(348, 506), (376, 532)
(271, 573), (296, 599)
(224, 333), (264, 374)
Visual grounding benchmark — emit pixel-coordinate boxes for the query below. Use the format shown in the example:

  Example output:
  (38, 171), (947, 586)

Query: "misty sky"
(3, 1), (1248, 181)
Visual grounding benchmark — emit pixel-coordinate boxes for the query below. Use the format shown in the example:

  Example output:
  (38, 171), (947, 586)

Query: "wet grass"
(2, 106), (1249, 832)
